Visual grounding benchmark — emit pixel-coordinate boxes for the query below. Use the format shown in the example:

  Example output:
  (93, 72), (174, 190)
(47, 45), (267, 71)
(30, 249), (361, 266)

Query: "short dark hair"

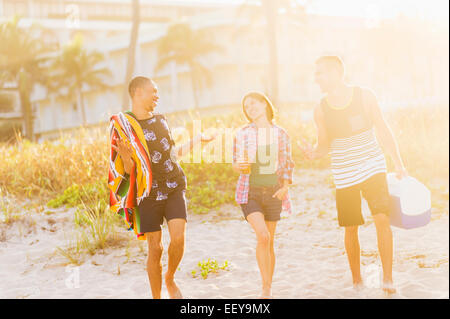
(315, 55), (345, 76)
(242, 91), (277, 123)
(128, 76), (151, 98)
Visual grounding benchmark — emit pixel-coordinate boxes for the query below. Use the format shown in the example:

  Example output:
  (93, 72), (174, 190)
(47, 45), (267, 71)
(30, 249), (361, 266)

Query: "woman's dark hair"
(241, 91), (277, 123)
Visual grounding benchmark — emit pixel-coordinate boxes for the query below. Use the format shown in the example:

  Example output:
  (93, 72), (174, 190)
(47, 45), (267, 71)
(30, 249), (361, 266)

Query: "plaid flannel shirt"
(233, 123), (295, 214)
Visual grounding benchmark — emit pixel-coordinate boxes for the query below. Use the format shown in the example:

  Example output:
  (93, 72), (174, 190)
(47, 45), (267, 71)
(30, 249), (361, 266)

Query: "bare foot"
(381, 281), (397, 295)
(353, 280), (364, 292)
(165, 273), (183, 299)
(260, 287), (273, 299)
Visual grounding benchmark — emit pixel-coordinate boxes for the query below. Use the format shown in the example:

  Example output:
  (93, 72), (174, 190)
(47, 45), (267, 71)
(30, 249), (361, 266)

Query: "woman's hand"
(232, 160), (251, 174)
(273, 185), (289, 201)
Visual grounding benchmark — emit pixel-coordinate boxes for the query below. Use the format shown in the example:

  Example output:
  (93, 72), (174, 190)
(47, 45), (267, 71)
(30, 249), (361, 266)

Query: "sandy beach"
(0, 169), (448, 299)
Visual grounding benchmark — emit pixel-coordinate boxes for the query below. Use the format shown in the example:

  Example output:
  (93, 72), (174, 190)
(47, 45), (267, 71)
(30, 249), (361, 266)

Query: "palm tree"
(50, 34), (111, 126)
(122, 0), (140, 110)
(155, 23), (223, 109)
(235, 0), (308, 106)
(263, 0), (279, 106)
(0, 16), (53, 141)
(0, 92), (15, 113)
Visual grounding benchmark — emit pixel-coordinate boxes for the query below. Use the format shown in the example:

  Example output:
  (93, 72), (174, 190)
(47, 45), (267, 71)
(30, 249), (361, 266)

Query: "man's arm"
(175, 132), (218, 158)
(305, 105), (329, 160)
(362, 88), (407, 177)
(175, 134), (202, 158)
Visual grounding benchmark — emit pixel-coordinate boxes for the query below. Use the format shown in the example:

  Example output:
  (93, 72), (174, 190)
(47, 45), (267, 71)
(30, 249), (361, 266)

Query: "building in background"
(1, 0), (448, 140)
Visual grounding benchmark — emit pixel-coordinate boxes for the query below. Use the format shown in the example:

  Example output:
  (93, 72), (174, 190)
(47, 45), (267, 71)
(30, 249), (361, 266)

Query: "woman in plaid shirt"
(232, 91), (295, 298)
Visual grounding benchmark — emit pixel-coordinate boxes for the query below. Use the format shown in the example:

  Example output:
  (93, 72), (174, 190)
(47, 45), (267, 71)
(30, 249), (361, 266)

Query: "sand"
(0, 169), (448, 299)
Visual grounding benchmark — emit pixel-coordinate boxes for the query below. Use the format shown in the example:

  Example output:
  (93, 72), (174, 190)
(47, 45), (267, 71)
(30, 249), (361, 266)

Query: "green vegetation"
(47, 180), (108, 210)
(191, 258), (230, 279)
(182, 162), (237, 214)
(0, 189), (22, 225)
(56, 203), (127, 265)
(0, 105), (448, 261)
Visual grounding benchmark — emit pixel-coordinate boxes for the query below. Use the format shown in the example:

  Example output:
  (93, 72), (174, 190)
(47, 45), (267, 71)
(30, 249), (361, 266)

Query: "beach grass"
(0, 105), (448, 259)
(1, 106), (447, 200)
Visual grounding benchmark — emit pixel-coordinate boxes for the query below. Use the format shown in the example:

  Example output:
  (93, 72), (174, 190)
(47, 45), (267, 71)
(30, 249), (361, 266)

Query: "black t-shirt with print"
(137, 113), (186, 201)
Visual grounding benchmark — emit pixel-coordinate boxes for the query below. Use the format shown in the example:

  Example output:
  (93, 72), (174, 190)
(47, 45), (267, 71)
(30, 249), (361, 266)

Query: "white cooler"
(387, 173), (431, 229)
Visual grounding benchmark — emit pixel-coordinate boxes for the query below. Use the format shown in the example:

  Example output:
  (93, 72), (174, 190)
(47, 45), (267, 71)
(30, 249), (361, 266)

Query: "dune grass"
(0, 105), (448, 260)
(1, 106), (447, 200)
(0, 127), (109, 199)
(384, 107), (449, 185)
(0, 189), (23, 225)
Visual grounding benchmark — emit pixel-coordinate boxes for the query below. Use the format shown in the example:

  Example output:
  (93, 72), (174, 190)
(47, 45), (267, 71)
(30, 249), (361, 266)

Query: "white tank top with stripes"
(329, 128), (387, 189)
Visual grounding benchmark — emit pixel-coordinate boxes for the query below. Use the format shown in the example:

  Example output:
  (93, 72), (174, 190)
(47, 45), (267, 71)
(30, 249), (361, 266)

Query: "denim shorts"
(240, 184), (282, 221)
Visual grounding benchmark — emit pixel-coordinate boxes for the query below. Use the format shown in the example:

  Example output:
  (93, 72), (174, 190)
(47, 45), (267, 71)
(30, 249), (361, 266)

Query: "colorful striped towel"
(108, 111), (152, 240)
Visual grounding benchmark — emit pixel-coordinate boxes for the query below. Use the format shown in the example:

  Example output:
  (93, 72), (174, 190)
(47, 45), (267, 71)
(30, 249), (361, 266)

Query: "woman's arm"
(279, 129), (295, 184)
(232, 131), (251, 174)
(273, 129), (294, 200)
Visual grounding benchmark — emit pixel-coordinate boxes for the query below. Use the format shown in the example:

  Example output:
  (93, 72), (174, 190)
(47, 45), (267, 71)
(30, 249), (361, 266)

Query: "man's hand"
(176, 130), (219, 158)
(273, 185), (289, 201)
(200, 130), (219, 144)
(395, 166), (408, 180)
(297, 137), (315, 160)
(112, 135), (134, 174)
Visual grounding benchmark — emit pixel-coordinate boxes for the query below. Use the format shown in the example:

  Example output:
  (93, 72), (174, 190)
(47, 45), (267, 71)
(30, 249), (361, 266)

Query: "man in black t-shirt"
(113, 76), (215, 299)
(137, 113), (187, 202)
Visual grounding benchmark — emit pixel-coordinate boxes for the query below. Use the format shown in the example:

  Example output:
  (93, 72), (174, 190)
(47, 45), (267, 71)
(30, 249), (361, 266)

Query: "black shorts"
(335, 172), (391, 227)
(138, 187), (187, 233)
(240, 185), (282, 222)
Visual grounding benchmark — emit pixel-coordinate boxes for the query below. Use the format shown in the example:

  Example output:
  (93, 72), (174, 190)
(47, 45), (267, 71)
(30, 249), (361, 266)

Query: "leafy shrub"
(191, 258), (230, 279)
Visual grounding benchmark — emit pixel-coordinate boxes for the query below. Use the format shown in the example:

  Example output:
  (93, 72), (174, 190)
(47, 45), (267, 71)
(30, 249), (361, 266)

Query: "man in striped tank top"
(300, 56), (408, 295)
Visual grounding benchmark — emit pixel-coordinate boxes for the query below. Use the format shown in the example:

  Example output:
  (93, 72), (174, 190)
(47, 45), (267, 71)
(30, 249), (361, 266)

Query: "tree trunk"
(263, 0), (279, 106)
(170, 60), (178, 110)
(18, 71), (34, 141)
(121, 0), (140, 110)
(77, 85), (87, 126)
(189, 65), (200, 110)
(19, 89), (33, 141)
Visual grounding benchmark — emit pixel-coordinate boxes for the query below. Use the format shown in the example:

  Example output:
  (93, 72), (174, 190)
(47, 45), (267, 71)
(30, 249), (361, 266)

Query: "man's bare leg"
(265, 220), (278, 289)
(373, 213), (396, 294)
(165, 218), (186, 299)
(146, 231), (163, 299)
(344, 226), (363, 287)
(247, 212), (272, 298)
